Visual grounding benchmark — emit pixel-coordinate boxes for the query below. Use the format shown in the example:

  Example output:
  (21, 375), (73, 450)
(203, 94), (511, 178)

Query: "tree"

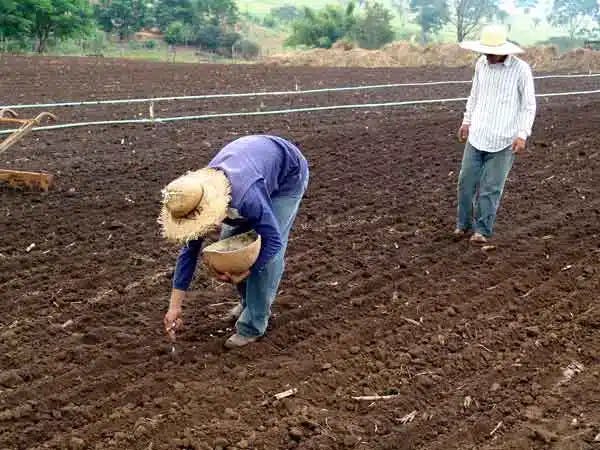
(409, 0), (449, 43)
(18, 0), (93, 52)
(350, 1), (395, 49)
(195, 0), (238, 27)
(390, 0), (410, 27)
(154, 0), (194, 31)
(165, 20), (194, 45)
(0, 0), (31, 38)
(549, 0), (599, 40)
(95, 0), (149, 40)
(286, 3), (357, 48)
(270, 5), (302, 23)
(495, 9), (510, 25)
(448, 0), (499, 42)
(152, 0), (240, 57)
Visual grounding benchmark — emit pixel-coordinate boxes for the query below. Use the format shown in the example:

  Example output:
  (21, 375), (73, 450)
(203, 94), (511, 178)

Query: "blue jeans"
(220, 174), (309, 337)
(456, 143), (515, 237)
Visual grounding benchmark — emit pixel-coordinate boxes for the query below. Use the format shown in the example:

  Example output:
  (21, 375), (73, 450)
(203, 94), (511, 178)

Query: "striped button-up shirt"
(463, 55), (537, 152)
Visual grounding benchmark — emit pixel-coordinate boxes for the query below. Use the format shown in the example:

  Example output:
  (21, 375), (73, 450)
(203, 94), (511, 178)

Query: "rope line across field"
(0, 72), (599, 110)
(0, 88), (599, 135)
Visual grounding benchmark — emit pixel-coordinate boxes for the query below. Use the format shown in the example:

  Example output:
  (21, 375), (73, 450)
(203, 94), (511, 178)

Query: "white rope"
(1, 73), (599, 110)
(0, 88), (599, 135)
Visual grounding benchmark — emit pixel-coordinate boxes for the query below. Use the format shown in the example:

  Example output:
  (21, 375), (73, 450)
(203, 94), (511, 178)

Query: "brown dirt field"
(0, 55), (599, 450)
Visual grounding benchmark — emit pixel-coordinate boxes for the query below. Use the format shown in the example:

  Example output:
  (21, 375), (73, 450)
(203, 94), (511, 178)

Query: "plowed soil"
(1, 55), (599, 450)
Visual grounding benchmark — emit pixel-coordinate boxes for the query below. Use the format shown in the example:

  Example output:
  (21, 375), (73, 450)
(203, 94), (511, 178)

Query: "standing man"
(159, 135), (309, 348)
(455, 25), (536, 244)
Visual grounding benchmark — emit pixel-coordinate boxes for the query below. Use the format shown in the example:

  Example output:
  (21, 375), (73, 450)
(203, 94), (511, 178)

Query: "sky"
(499, 0), (554, 17)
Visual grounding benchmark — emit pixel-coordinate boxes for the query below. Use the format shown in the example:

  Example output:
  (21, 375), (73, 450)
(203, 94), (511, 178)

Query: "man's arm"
(172, 239), (203, 291)
(239, 182), (283, 274)
(164, 239), (203, 338)
(517, 64), (537, 140)
(463, 58), (482, 126)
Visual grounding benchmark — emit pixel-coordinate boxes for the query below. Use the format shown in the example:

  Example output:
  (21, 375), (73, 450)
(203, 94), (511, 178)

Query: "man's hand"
(512, 137), (526, 154)
(222, 270), (251, 285)
(457, 124), (470, 143)
(203, 256), (250, 284)
(164, 306), (183, 342)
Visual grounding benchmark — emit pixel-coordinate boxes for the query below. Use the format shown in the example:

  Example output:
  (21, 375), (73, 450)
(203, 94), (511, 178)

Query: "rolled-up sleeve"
(238, 182), (283, 273)
(517, 64), (536, 140)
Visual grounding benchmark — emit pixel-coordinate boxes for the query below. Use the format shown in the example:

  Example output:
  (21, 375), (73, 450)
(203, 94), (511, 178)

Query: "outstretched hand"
(164, 307), (183, 342)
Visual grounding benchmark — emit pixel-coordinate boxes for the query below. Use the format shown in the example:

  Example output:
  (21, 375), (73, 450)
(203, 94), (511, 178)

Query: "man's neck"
(487, 55), (509, 65)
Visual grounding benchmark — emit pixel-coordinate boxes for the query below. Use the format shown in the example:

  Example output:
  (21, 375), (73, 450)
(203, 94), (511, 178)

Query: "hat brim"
(158, 168), (231, 244)
(459, 41), (524, 55)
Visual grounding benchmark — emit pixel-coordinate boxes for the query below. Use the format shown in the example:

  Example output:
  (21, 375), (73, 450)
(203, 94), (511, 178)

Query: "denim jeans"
(456, 142), (515, 237)
(220, 174), (309, 337)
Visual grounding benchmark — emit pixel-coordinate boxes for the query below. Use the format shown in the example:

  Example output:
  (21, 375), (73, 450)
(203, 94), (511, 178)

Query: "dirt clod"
(214, 437), (229, 449)
(0, 371), (23, 388)
(69, 437), (85, 450)
(530, 426), (558, 443)
(289, 427), (304, 441)
(224, 408), (238, 419)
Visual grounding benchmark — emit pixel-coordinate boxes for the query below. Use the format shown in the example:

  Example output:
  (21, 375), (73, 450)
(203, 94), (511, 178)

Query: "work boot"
(223, 303), (242, 322)
(224, 333), (259, 349)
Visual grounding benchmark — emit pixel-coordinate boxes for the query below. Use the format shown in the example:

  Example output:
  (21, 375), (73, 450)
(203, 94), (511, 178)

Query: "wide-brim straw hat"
(158, 168), (231, 244)
(459, 24), (523, 55)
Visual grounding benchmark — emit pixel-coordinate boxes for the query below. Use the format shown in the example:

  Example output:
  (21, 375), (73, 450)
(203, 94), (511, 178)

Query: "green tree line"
(0, 0), (258, 57)
(272, 0), (599, 49)
(285, 2), (396, 50)
(0, 0), (598, 56)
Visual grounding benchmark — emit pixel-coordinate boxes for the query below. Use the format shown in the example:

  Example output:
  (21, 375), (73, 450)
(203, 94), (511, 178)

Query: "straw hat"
(459, 25), (523, 55)
(158, 168), (231, 244)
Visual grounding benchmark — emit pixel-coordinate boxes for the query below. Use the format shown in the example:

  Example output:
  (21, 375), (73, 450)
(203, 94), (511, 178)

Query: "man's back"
(208, 135), (307, 202)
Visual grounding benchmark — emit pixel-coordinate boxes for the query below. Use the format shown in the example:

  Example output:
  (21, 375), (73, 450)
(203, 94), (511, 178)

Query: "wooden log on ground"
(0, 169), (54, 191)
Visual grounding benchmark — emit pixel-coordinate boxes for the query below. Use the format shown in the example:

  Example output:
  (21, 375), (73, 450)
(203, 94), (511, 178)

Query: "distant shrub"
(536, 36), (585, 52)
(165, 21), (185, 45)
(262, 15), (277, 28)
(232, 39), (261, 59)
(215, 31), (242, 57)
(332, 38), (355, 50)
(144, 39), (157, 49)
(127, 40), (143, 50)
(350, 2), (395, 50)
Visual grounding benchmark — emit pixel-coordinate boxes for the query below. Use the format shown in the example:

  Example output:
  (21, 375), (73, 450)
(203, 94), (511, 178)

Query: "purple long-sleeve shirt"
(172, 135), (308, 291)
